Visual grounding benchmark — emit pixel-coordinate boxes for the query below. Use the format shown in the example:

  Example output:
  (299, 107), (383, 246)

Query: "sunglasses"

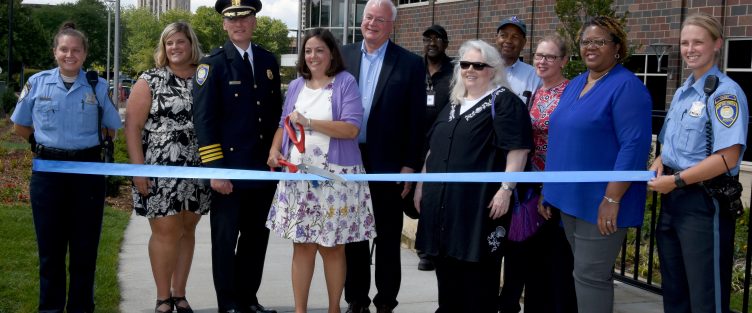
(459, 61), (491, 70)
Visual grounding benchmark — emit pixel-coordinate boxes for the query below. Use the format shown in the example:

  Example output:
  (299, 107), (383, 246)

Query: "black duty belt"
(663, 165), (680, 175)
(35, 144), (101, 161)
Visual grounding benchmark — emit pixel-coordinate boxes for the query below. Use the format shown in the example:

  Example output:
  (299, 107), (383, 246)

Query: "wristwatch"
(674, 172), (687, 188)
(501, 182), (514, 191)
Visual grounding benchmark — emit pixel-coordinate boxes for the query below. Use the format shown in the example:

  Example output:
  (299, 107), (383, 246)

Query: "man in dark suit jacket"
(192, 0), (281, 312)
(340, 0), (426, 312)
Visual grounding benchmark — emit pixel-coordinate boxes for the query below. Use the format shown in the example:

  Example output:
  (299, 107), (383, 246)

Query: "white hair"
(364, 0), (397, 21)
(449, 40), (508, 105)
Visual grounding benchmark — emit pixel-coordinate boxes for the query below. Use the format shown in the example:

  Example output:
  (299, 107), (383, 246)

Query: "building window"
(724, 38), (752, 161)
(624, 54), (668, 111)
(398, 0), (427, 4)
(724, 39), (752, 110)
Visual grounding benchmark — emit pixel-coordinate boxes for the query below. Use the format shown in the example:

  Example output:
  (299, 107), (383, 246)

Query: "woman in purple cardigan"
(265, 28), (375, 313)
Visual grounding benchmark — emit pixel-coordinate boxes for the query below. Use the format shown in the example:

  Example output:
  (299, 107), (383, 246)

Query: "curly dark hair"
(578, 16), (627, 62)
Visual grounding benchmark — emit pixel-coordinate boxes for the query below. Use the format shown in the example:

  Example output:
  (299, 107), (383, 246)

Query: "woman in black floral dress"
(125, 22), (210, 313)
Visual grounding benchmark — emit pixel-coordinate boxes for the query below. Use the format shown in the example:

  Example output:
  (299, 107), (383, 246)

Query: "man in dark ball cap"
(192, 0), (282, 312)
(494, 16), (540, 103)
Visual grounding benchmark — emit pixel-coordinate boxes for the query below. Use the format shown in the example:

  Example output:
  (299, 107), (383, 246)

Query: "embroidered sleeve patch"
(196, 64), (210, 86)
(714, 94), (739, 128)
(18, 82), (30, 102)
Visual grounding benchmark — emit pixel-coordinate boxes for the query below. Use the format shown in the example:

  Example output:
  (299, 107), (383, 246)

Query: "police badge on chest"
(688, 101), (704, 118)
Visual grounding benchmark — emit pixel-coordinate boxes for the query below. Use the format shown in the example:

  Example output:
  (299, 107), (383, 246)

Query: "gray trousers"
(561, 212), (626, 313)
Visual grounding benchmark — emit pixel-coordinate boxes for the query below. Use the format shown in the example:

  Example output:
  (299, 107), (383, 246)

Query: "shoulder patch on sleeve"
(196, 64), (210, 86)
(18, 82), (31, 102)
(714, 94), (739, 128)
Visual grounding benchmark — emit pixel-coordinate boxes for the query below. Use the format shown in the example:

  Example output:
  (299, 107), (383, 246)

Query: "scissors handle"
(272, 159), (299, 173)
(284, 115), (306, 153)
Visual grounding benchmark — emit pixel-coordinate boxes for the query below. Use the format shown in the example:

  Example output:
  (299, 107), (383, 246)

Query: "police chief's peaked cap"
(215, 0), (262, 17)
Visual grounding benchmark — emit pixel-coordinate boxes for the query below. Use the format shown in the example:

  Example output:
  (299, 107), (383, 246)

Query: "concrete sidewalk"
(119, 213), (664, 313)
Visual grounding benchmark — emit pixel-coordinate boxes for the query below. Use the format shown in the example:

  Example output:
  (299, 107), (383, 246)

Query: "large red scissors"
(272, 116), (346, 182)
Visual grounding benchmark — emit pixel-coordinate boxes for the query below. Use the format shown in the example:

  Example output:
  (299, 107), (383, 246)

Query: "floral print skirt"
(266, 148), (376, 247)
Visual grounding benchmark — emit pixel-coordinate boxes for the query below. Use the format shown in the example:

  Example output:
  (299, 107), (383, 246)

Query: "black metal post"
(7, 0), (13, 86)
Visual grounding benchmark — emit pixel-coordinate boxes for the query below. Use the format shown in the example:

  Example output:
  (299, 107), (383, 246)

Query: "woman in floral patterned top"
(125, 22), (210, 313)
(266, 28), (375, 313)
(501, 34), (578, 313)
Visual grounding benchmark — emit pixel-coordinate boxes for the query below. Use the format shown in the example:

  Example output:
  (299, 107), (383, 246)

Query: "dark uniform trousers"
(31, 154), (105, 313)
(211, 184), (276, 310)
(657, 183), (735, 313)
(345, 144), (404, 309)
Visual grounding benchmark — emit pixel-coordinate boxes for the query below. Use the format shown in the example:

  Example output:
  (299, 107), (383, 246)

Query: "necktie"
(243, 51), (255, 83)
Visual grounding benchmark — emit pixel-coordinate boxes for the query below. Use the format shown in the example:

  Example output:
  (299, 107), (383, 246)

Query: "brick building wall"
(391, 0), (752, 110)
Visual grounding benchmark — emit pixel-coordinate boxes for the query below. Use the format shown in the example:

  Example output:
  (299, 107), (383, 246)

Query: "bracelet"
(603, 196), (620, 204)
(307, 118), (312, 130)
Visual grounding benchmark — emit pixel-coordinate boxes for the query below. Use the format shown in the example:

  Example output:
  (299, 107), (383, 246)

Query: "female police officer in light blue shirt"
(10, 22), (122, 313)
(649, 13), (748, 313)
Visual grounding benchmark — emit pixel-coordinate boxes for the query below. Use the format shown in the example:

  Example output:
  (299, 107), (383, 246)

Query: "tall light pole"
(105, 0), (114, 86)
(112, 0), (121, 107)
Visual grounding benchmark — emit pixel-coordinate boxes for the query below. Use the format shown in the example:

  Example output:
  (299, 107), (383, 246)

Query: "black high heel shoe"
(155, 297), (174, 313)
(172, 296), (194, 313)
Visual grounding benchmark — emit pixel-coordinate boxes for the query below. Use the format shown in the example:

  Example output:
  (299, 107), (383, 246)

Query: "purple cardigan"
(279, 71), (364, 166)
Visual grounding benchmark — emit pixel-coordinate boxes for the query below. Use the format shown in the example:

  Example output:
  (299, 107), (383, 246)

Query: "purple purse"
(507, 188), (544, 242)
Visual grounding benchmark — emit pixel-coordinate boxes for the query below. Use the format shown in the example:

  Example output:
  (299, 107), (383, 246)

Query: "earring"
(614, 53), (620, 59)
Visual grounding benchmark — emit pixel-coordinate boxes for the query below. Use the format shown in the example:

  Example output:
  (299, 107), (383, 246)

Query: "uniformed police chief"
(191, 0), (282, 312)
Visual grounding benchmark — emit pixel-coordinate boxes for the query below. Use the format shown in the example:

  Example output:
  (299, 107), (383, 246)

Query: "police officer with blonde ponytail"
(649, 13), (748, 313)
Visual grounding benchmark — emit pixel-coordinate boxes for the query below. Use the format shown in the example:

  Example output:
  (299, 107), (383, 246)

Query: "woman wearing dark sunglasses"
(414, 39), (532, 312)
(543, 16), (652, 313)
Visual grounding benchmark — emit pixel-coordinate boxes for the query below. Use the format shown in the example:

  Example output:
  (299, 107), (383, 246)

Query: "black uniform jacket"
(192, 40), (282, 188)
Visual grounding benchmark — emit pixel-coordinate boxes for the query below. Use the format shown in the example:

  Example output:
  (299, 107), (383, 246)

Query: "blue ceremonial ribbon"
(33, 160), (656, 182)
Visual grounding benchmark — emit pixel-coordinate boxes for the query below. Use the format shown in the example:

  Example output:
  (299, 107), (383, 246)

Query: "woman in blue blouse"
(543, 16), (652, 313)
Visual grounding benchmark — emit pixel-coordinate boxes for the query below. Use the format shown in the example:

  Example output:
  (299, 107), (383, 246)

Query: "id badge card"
(426, 90), (436, 107)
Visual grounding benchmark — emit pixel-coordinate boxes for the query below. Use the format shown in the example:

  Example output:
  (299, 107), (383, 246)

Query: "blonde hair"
(154, 22), (202, 68)
(682, 13), (723, 41)
(449, 40), (508, 105)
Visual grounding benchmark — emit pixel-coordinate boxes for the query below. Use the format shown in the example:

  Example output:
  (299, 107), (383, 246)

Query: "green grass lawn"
(0, 203), (131, 312)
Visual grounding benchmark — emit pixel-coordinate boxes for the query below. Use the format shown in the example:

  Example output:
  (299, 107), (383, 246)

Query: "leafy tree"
(554, 0), (629, 79)
(160, 9), (193, 28)
(0, 0), (48, 88)
(122, 7), (161, 75)
(254, 16), (291, 59)
(190, 6), (225, 53)
(30, 0), (109, 70)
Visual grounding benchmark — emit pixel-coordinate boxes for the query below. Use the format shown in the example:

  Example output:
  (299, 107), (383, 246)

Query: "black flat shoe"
(172, 296), (193, 313)
(155, 297), (174, 313)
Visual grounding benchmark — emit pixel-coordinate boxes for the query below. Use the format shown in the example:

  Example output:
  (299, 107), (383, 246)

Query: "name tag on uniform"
(688, 101), (704, 118)
(229, 81), (242, 85)
(39, 96), (52, 101)
(85, 93), (97, 105)
(426, 90), (435, 107)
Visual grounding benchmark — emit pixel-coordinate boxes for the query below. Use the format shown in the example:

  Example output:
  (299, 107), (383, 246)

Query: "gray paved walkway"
(119, 212), (664, 312)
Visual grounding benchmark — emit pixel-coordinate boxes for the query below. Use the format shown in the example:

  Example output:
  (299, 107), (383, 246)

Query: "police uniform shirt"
(659, 65), (749, 175)
(11, 68), (123, 150)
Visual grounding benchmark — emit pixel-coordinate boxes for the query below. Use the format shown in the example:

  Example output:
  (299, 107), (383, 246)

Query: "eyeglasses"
(459, 61), (491, 70)
(579, 39), (612, 49)
(422, 37), (445, 44)
(363, 15), (391, 25)
(533, 53), (562, 62)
